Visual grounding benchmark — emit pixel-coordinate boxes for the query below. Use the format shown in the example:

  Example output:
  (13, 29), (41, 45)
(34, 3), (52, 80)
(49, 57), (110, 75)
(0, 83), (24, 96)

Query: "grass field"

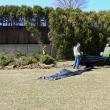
(0, 63), (110, 110)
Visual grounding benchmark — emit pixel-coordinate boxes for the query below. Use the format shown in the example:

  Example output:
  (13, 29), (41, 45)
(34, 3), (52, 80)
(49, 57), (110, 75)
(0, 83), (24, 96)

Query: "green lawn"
(0, 64), (110, 110)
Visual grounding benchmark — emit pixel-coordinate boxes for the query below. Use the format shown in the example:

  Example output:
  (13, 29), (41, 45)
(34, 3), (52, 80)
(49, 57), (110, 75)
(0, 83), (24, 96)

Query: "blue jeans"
(73, 56), (81, 69)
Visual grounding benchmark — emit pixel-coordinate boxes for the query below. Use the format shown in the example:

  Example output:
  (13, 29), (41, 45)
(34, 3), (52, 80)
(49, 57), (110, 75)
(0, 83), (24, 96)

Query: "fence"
(0, 26), (49, 44)
(0, 44), (56, 57)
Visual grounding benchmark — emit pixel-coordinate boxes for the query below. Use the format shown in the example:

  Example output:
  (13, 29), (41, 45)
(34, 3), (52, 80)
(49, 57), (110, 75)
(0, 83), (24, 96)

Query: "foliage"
(0, 6), (110, 60)
(19, 56), (38, 66)
(0, 53), (55, 67)
(17, 5), (33, 20)
(39, 54), (55, 65)
(25, 22), (41, 43)
(33, 5), (44, 17)
(49, 9), (110, 59)
(0, 55), (14, 66)
(14, 51), (26, 58)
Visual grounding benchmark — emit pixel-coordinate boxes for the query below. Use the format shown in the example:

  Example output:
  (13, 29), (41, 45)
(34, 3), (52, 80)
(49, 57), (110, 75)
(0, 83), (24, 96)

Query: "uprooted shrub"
(39, 54), (55, 65)
(0, 55), (14, 66)
(19, 56), (38, 66)
(14, 51), (26, 58)
(0, 53), (56, 68)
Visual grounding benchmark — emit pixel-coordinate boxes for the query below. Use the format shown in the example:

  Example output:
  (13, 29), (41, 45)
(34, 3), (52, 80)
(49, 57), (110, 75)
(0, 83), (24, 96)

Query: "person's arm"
(104, 47), (106, 53)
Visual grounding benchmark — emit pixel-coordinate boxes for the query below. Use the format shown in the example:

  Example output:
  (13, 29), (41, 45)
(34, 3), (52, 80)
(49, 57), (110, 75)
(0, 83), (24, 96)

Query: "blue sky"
(0, 0), (110, 12)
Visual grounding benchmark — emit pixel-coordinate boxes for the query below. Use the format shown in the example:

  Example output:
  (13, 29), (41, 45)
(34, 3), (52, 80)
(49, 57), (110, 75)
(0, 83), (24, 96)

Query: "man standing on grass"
(73, 43), (81, 70)
(103, 44), (110, 57)
(100, 43), (110, 57)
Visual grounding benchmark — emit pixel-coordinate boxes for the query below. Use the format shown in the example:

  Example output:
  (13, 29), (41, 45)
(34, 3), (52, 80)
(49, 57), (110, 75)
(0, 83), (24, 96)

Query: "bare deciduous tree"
(55, 0), (87, 9)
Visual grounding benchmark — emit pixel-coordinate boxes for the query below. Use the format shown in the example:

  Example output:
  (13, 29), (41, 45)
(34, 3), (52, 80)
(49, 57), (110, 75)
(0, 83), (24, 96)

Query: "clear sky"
(0, 0), (110, 12)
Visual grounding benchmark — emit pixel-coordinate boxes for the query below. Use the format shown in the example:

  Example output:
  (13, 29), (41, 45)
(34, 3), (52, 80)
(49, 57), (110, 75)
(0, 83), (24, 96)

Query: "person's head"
(77, 42), (80, 47)
(106, 44), (109, 47)
(74, 42), (80, 47)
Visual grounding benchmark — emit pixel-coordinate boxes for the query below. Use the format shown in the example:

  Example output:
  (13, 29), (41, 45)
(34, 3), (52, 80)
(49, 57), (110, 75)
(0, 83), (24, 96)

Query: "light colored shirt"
(103, 46), (110, 57)
(104, 47), (110, 53)
(73, 46), (80, 56)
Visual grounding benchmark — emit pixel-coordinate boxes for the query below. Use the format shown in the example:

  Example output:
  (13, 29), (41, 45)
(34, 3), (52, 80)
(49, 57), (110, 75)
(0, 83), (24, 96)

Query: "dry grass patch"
(0, 66), (110, 110)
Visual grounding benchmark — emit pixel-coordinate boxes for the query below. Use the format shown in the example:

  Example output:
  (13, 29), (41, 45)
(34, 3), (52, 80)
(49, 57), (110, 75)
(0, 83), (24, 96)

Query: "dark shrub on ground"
(0, 53), (56, 67)
(32, 53), (39, 61)
(0, 55), (14, 66)
(19, 56), (38, 66)
(39, 55), (55, 65)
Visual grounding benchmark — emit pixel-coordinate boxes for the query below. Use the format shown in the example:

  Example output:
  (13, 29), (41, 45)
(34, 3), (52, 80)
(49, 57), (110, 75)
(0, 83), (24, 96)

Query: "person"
(42, 45), (47, 55)
(103, 44), (110, 57)
(73, 43), (81, 70)
(100, 44), (110, 57)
